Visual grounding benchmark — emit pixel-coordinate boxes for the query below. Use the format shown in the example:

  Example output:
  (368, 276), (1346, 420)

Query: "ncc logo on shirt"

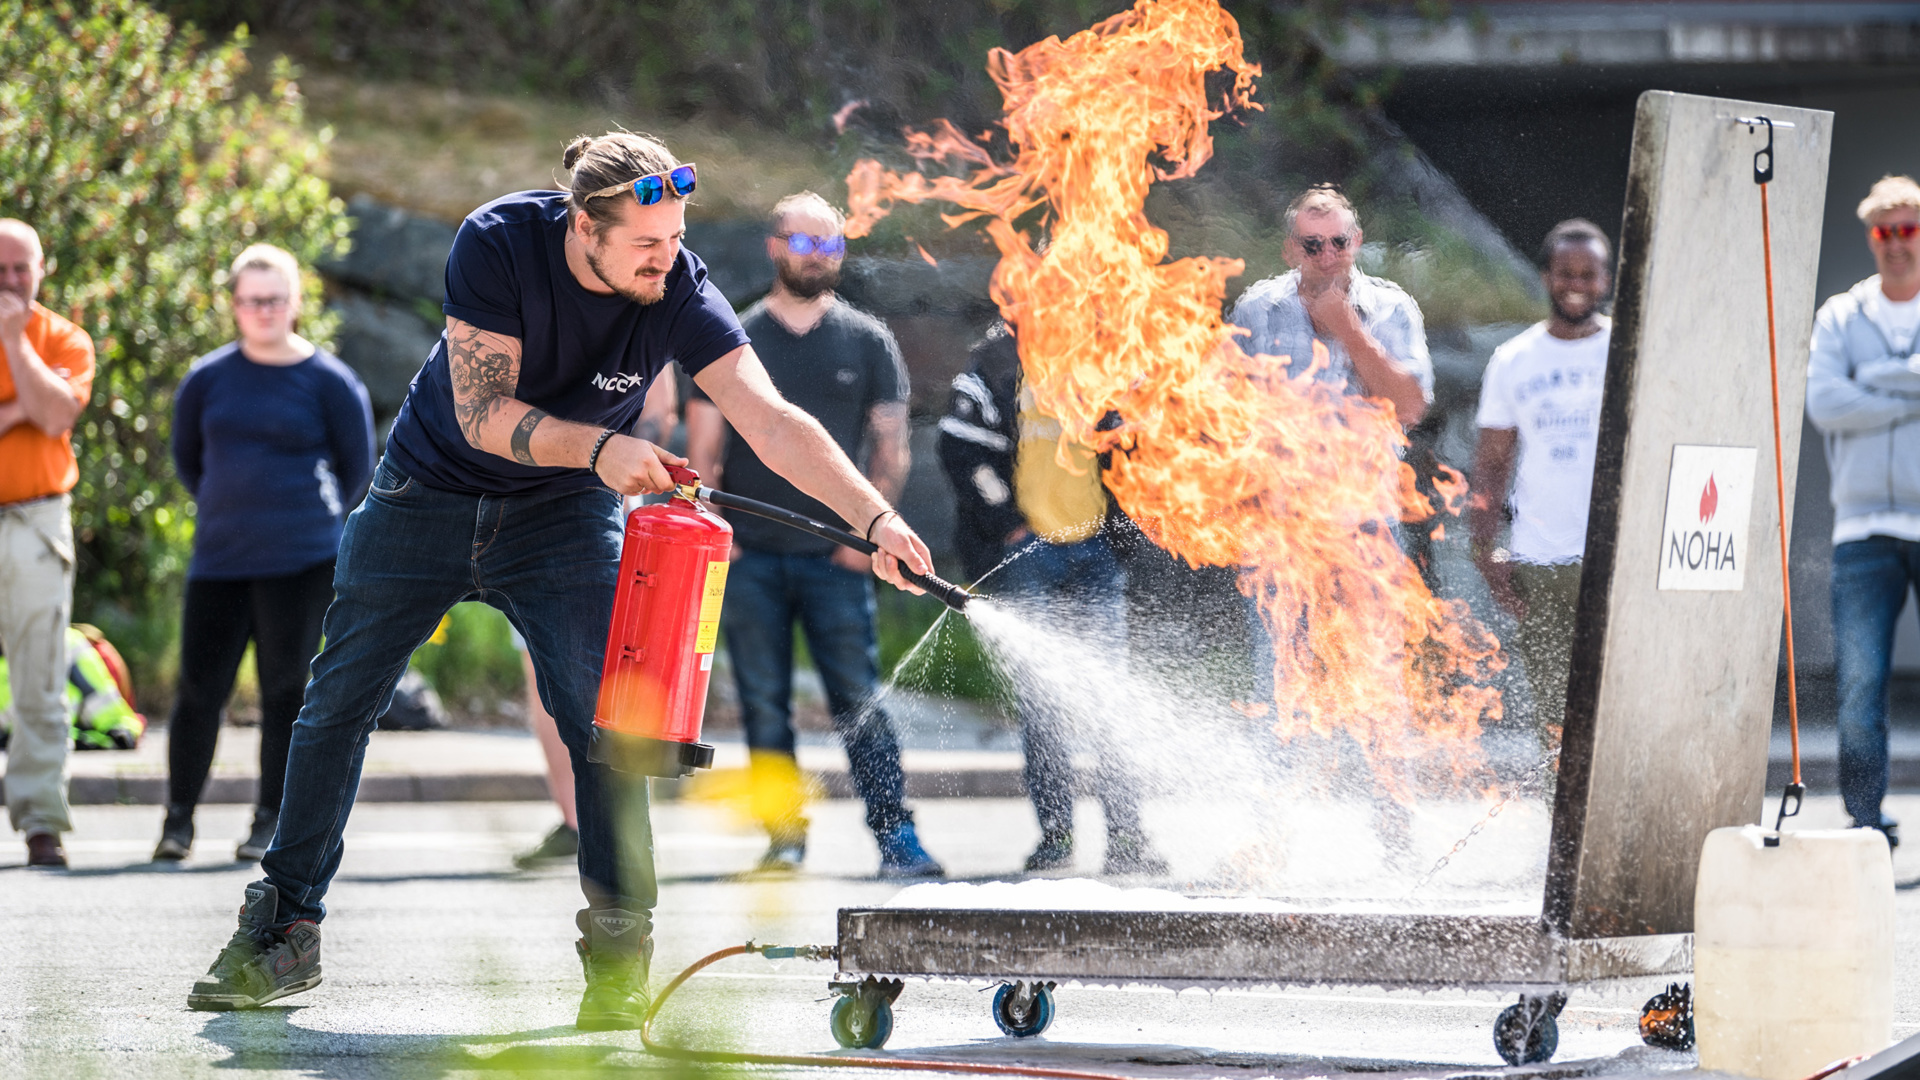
(592, 371), (646, 394)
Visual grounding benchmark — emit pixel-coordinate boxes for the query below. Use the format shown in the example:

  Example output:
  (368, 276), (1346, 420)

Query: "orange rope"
(642, 945), (1134, 1080)
(1759, 181), (1802, 787)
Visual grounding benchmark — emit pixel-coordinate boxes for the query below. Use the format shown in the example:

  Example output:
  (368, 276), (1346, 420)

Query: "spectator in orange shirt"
(0, 218), (95, 869)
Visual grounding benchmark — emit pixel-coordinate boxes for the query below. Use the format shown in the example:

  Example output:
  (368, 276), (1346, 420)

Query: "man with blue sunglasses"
(184, 135), (940, 1030)
(688, 191), (944, 879)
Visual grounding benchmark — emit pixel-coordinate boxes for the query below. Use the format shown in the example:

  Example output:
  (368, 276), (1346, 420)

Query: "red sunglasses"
(1871, 222), (1920, 242)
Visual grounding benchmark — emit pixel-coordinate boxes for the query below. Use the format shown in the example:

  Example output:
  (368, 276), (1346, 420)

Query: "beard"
(1550, 293), (1598, 325)
(776, 257), (840, 300)
(583, 242), (667, 306)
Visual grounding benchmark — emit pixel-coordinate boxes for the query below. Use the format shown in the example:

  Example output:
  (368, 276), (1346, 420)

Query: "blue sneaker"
(876, 822), (945, 879)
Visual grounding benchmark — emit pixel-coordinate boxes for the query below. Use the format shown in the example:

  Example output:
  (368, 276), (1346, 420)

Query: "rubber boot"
(575, 907), (653, 1030)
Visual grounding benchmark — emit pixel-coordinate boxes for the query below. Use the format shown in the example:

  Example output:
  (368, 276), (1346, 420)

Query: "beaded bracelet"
(587, 428), (617, 474)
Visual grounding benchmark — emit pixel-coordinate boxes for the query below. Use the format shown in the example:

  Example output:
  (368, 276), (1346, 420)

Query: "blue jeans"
(720, 548), (909, 837)
(993, 533), (1141, 837)
(1832, 536), (1920, 828)
(261, 461), (654, 926)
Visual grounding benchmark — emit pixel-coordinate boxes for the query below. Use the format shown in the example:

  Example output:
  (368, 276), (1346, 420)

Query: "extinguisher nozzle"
(903, 568), (974, 613)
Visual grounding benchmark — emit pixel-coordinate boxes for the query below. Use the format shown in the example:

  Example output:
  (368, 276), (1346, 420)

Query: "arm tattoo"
(447, 322), (521, 449)
(510, 408), (547, 466)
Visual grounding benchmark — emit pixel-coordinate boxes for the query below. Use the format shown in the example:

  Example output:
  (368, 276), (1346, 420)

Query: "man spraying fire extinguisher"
(183, 132), (938, 1030)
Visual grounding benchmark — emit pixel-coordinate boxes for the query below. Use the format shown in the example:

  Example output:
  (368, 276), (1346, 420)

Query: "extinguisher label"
(694, 561), (729, 654)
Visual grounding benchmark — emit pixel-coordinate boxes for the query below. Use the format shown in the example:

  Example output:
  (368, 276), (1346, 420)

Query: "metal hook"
(1747, 115), (1775, 186)
(1764, 781), (1804, 846)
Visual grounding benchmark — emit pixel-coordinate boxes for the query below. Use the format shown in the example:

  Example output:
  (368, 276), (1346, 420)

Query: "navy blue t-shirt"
(173, 344), (375, 580)
(384, 191), (751, 494)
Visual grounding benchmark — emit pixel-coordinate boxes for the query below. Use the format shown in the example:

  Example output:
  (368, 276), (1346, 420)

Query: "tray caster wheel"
(829, 976), (902, 1050)
(1493, 991), (1566, 1066)
(831, 994), (893, 1049)
(1639, 982), (1694, 1051)
(991, 981), (1056, 1038)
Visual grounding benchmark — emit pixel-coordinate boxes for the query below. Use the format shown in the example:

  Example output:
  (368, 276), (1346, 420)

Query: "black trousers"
(167, 560), (335, 814)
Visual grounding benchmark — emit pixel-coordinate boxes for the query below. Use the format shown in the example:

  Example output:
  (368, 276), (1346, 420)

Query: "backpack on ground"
(0, 625), (147, 751)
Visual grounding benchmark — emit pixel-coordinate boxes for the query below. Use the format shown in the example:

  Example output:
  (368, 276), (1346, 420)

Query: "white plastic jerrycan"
(1694, 825), (1894, 1079)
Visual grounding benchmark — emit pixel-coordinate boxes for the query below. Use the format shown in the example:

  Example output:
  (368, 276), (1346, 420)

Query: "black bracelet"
(587, 428), (617, 474)
(865, 508), (899, 541)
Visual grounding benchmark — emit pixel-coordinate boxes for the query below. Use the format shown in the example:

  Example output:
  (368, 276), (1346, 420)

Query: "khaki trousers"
(1510, 560), (1582, 754)
(1, 494), (74, 836)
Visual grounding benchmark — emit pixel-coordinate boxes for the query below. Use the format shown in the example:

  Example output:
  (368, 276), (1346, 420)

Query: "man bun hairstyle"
(1857, 175), (1920, 223)
(564, 132), (681, 232)
(768, 191), (847, 237)
(227, 243), (303, 308)
(1284, 183), (1358, 235)
(1538, 218), (1612, 269)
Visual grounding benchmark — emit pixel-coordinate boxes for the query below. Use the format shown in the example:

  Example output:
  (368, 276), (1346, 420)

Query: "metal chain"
(1407, 747), (1561, 896)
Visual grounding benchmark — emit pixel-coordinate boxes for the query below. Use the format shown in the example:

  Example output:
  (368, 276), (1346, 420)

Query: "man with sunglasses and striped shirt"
(184, 135), (941, 1029)
(1228, 184), (1432, 428)
(1807, 173), (1920, 853)
(1226, 185), (1434, 705)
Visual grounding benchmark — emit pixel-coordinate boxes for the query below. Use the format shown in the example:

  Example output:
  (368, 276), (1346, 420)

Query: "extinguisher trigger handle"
(666, 465), (700, 487)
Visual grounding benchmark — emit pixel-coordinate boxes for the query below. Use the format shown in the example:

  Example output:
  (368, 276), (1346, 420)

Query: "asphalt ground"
(2, 794), (1916, 1080)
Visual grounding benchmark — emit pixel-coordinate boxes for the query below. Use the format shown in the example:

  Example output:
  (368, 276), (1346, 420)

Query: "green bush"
(409, 602), (526, 716)
(0, 0), (351, 700)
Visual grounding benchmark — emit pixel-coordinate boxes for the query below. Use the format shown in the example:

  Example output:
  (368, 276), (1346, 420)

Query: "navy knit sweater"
(172, 343), (374, 580)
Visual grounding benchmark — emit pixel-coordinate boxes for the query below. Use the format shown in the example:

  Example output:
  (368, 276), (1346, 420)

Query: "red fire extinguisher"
(587, 467), (729, 777)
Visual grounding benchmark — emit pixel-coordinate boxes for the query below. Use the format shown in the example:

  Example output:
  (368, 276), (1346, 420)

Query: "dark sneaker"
(513, 823), (579, 870)
(25, 831), (66, 869)
(876, 822), (945, 879)
(757, 829), (806, 873)
(1024, 830), (1073, 872)
(187, 880), (322, 1010)
(154, 804), (194, 862)
(235, 807), (277, 862)
(1103, 830), (1170, 876)
(575, 907), (653, 1031)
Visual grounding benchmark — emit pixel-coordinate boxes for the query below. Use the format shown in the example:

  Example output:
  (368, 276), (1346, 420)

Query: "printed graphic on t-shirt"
(1476, 320), (1611, 564)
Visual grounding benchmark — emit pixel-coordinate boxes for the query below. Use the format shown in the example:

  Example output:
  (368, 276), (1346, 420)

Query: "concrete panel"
(1545, 92), (1832, 938)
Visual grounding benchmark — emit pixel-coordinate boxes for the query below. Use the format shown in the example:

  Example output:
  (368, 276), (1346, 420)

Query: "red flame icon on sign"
(1700, 474), (1719, 524)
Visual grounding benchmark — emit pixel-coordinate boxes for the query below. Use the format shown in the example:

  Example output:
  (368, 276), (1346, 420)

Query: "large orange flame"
(849, 0), (1504, 795)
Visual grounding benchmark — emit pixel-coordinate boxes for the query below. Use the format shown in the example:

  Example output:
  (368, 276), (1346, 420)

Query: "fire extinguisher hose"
(641, 943), (1130, 1080)
(694, 486), (976, 612)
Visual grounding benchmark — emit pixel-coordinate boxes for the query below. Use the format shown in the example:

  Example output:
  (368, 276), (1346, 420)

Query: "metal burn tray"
(834, 907), (1691, 993)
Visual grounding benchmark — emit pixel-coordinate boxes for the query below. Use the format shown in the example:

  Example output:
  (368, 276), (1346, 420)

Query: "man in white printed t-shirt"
(1471, 219), (1614, 749)
(1806, 174), (1920, 851)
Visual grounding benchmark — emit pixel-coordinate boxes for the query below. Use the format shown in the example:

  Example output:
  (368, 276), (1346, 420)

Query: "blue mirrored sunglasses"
(586, 163), (698, 207)
(780, 232), (846, 257)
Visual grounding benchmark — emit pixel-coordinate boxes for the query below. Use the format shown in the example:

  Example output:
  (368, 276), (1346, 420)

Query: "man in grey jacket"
(1806, 174), (1920, 850)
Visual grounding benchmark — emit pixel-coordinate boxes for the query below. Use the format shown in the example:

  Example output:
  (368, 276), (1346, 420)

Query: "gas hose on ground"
(641, 943), (1129, 1080)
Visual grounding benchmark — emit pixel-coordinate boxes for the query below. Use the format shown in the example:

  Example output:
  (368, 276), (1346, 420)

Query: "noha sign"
(1657, 444), (1758, 591)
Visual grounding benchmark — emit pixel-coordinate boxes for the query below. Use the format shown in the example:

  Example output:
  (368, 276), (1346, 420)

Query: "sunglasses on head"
(586, 163), (698, 207)
(1295, 232), (1354, 257)
(1871, 221), (1920, 242)
(779, 232), (846, 257)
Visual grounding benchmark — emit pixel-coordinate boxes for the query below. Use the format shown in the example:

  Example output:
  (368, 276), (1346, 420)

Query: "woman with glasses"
(155, 243), (374, 863)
